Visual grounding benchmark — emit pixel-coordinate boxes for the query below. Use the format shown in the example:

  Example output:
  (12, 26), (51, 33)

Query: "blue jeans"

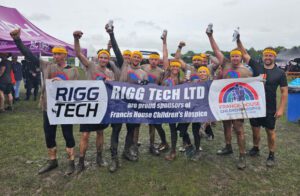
(14, 80), (21, 98)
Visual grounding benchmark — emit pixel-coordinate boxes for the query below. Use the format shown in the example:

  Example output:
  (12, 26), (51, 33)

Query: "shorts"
(80, 123), (109, 132)
(250, 113), (276, 130)
(0, 83), (13, 95)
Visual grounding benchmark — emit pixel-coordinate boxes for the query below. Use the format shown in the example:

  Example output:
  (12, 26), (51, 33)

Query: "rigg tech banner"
(46, 77), (266, 125)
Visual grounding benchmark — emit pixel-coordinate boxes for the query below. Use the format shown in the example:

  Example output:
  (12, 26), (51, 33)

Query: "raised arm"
(73, 31), (90, 68)
(174, 41), (187, 70)
(206, 29), (224, 66)
(162, 32), (169, 70)
(236, 35), (250, 64)
(10, 29), (40, 67)
(105, 24), (123, 68)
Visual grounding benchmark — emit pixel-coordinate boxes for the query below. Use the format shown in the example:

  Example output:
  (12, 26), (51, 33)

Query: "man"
(106, 24), (148, 172)
(73, 30), (117, 173)
(207, 27), (252, 169)
(237, 35), (288, 167)
(22, 58), (40, 101)
(11, 55), (23, 101)
(10, 28), (79, 175)
(0, 53), (13, 112)
(142, 52), (169, 155)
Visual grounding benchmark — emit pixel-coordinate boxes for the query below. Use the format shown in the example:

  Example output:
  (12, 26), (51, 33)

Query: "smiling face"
(199, 69), (209, 80)
(131, 54), (142, 66)
(149, 58), (159, 67)
(263, 53), (276, 66)
(98, 53), (110, 67)
(230, 54), (242, 67)
(53, 53), (67, 64)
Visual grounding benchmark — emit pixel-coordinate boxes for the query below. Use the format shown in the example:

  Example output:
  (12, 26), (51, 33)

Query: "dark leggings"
(110, 123), (138, 157)
(178, 123), (201, 150)
(169, 123), (177, 151)
(151, 124), (167, 144)
(43, 112), (74, 148)
(205, 124), (214, 138)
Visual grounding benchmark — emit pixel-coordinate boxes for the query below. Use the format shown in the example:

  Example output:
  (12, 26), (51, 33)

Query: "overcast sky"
(1, 0), (300, 56)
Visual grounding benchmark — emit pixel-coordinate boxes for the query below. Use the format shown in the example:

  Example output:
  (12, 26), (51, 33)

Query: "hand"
(51, 77), (63, 82)
(161, 32), (167, 43)
(206, 28), (213, 37)
(10, 28), (21, 40)
(105, 24), (114, 34)
(178, 41), (186, 48)
(274, 109), (284, 118)
(73, 31), (83, 40)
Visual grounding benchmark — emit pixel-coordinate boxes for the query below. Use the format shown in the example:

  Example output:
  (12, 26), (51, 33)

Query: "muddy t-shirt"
(221, 63), (253, 79)
(85, 61), (115, 81)
(119, 63), (148, 84)
(141, 64), (164, 84)
(40, 60), (79, 111)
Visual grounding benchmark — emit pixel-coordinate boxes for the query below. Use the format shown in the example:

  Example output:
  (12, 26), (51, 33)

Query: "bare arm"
(162, 32), (169, 70)
(275, 86), (288, 118)
(73, 31), (90, 68)
(236, 35), (250, 64)
(206, 30), (224, 65)
(174, 41), (187, 70)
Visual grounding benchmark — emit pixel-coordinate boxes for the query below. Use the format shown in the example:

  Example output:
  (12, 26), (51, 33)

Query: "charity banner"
(46, 76), (266, 125)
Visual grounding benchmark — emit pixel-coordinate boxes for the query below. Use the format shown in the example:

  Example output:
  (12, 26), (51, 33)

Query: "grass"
(0, 80), (300, 195)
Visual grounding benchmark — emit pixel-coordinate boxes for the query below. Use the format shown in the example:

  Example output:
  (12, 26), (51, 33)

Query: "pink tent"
(0, 5), (87, 56)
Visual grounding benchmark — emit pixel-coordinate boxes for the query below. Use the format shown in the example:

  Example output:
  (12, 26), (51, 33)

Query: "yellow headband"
(263, 49), (277, 57)
(97, 50), (110, 58)
(149, 54), (160, 59)
(170, 61), (181, 68)
(192, 55), (203, 61)
(131, 51), (143, 59)
(52, 47), (67, 54)
(198, 66), (210, 76)
(230, 50), (242, 56)
(122, 50), (132, 56)
(200, 53), (207, 59)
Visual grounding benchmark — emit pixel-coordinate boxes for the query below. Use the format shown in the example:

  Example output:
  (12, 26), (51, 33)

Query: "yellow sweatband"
(197, 66), (210, 76)
(192, 55), (203, 61)
(230, 50), (242, 56)
(149, 54), (160, 59)
(122, 50), (132, 56)
(170, 61), (181, 68)
(97, 50), (110, 58)
(131, 51), (143, 59)
(200, 53), (207, 59)
(52, 47), (67, 54)
(263, 49), (277, 57)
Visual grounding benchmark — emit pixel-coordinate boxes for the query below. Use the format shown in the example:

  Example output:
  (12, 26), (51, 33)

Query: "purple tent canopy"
(0, 6), (87, 57)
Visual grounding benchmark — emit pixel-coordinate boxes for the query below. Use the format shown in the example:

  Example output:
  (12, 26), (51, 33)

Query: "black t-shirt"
(0, 59), (12, 84)
(249, 58), (287, 113)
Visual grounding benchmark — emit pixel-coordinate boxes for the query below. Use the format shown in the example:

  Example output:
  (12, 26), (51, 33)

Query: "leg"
(192, 123), (201, 150)
(61, 124), (75, 175)
(0, 90), (5, 111)
(38, 112), (58, 174)
(217, 121), (233, 155)
(233, 120), (246, 170)
(149, 125), (160, 156)
(154, 124), (169, 151)
(165, 123), (177, 161)
(109, 123), (122, 172)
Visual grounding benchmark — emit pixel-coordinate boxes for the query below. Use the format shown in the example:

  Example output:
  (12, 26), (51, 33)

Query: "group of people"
(7, 22), (287, 175)
(0, 53), (40, 112)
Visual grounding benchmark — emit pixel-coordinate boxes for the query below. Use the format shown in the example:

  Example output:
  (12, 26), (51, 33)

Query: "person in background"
(11, 55), (22, 101)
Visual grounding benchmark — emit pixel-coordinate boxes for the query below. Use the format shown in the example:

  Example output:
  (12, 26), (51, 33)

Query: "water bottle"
(107, 20), (114, 31)
(232, 27), (240, 42)
(161, 29), (167, 40)
(185, 70), (191, 81)
(206, 23), (213, 34)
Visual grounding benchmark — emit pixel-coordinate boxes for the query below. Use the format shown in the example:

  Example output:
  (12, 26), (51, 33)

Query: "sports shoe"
(75, 157), (85, 174)
(65, 160), (75, 175)
(237, 155), (246, 170)
(109, 158), (120, 173)
(158, 143), (169, 151)
(217, 145), (233, 155)
(266, 155), (275, 167)
(149, 146), (160, 156)
(248, 147), (260, 156)
(191, 151), (202, 161)
(185, 145), (195, 159)
(96, 152), (108, 167)
(38, 159), (58, 174)
(165, 151), (176, 161)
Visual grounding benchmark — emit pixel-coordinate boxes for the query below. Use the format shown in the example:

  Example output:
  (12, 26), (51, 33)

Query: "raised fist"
(10, 28), (21, 40)
(73, 31), (83, 40)
(105, 24), (114, 34)
(178, 41), (186, 48)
